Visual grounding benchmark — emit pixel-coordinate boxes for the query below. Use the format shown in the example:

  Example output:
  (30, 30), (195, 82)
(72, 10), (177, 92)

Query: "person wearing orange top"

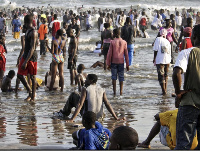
(38, 18), (48, 55)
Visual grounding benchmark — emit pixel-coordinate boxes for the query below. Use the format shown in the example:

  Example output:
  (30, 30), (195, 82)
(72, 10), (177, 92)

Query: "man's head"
(104, 23), (110, 29)
(82, 111), (96, 129)
(109, 126), (138, 150)
(113, 28), (120, 38)
(0, 35), (5, 45)
(77, 64), (85, 73)
(183, 27), (192, 37)
(8, 70), (15, 79)
(159, 28), (167, 38)
(24, 15), (33, 27)
(71, 18), (76, 25)
(191, 24), (200, 47)
(165, 19), (172, 28)
(54, 14), (57, 20)
(85, 74), (98, 86)
(125, 17), (131, 25)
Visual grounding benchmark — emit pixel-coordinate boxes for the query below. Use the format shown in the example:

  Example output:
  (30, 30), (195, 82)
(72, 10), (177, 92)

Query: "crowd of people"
(0, 4), (200, 150)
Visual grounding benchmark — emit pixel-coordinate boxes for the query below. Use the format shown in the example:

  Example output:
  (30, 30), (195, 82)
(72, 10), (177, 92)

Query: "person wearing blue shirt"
(12, 14), (21, 39)
(72, 111), (111, 150)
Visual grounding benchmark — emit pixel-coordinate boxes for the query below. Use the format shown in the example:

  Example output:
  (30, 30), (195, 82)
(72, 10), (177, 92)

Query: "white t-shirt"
(175, 15), (182, 26)
(153, 37), (171, 64)
(151, 16), (162, 27)
(174, 47), (193, 72)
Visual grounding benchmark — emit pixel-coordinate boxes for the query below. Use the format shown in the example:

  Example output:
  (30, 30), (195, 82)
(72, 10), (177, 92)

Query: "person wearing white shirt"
(153, 28), (171, 95)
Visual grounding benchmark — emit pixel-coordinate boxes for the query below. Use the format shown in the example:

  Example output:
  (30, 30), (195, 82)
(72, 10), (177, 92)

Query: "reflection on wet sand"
(17, 104), (38, 146)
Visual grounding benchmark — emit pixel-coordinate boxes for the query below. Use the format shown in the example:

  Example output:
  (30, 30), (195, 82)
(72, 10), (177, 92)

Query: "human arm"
(71, 38), (78, 61)
(66, 87), (87, 122)
(180, 39), (187, 51)
(124, 42), (129, 70)
(153, 51), (157, 63)
(103, 92), (119, 120)
(106, 42), (112, 69)
(172, 32), (178, 45)
(172, 67), (188, 108)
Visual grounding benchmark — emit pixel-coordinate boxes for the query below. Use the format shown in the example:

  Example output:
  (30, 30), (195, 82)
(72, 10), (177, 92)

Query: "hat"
(159, 28), (167, 36)
(183, 27), (192, 34)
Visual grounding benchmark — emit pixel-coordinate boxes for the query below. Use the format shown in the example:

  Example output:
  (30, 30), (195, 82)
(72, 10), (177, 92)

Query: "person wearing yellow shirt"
(138, 109), (198, 149)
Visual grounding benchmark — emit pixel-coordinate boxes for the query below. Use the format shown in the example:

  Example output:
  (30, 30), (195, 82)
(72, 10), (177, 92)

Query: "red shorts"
(0, 59), (6, 71)
(18, 57), (37, 76)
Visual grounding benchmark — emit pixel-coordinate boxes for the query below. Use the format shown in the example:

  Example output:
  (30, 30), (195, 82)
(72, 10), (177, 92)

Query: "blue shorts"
(111, 63), (124, 82)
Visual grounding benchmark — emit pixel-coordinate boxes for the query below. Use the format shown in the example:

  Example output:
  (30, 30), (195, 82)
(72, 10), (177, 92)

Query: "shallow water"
(0, 0), (187, 149)
(0, 28), (178, 149)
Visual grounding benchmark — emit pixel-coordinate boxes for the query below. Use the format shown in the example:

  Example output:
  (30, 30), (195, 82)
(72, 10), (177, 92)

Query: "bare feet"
(138, 142), (151, 149)
(24, 96), (31, 101)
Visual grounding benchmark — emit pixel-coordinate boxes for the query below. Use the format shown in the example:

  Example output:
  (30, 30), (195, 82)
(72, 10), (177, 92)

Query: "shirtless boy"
(68, 28), (78, 85)
(1, 70), (15, 92)
(17, 15), (38, 101)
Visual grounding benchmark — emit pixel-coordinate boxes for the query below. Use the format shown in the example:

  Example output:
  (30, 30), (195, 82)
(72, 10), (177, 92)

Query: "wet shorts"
(0, 59), (6, 71)
(156, 64), (169, 84)
(68, 54), (77, 70)
(111, 63), (124, 82)
(18, 57), (37, 76)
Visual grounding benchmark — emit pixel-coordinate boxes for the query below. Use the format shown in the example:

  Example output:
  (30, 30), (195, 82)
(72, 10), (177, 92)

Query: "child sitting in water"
(72, 111), (111, 150)
(1, 70), (16, 92)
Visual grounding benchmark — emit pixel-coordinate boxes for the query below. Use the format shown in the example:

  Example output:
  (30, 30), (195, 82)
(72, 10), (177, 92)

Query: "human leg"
(118, 64), (125, 95)
(17, 74), (32, 100)
(138, 121), (161, 148)
(0, 69), (4, 88)
(111, 64), (118, 96)
(164, 64), (169, 92)
(127, 44), (134, 66)
(30, 75), (36, 101)
(175, 106), (200, 150)
(156, 64), (166, 95)
(58, 62), (64, 92)
(49, 62), (58, 91)
(61, 92), (81, 116)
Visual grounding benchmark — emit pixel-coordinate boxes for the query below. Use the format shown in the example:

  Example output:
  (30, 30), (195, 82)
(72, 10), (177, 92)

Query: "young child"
(1, 70), (15, 92)
(75, 64), (87, 93)
(72, 111), (111, 150)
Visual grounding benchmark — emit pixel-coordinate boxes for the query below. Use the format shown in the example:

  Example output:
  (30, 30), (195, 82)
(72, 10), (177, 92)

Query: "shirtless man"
(17, 15), (38, 101)
(46, 29), (66, 92)
(68, 28), (78, 85)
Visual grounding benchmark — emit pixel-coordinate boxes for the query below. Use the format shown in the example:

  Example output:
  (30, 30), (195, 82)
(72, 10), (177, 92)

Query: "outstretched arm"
(103, 92), (118, 120)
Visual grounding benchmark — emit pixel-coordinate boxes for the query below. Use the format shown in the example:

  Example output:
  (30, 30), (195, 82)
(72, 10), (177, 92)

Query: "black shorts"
(68, 54), (77, 70)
